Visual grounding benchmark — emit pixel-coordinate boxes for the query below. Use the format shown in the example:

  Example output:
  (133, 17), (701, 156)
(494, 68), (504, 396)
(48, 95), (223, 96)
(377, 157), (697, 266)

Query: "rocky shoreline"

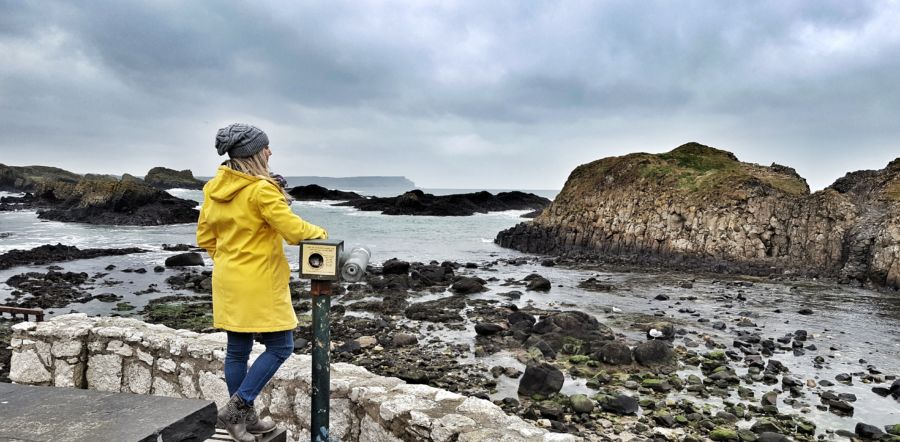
(1, 245), (898, 441)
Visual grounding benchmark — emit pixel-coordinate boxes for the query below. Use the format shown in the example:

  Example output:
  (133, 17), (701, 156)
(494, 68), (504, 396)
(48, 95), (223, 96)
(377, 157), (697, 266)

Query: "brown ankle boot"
(246, 406), (276, 434)
(217, 394), (256, 442)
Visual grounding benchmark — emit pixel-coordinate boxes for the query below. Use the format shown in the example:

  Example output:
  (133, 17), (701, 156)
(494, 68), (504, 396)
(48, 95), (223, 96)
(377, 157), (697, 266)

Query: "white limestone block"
(156, 357), (177, 373)
(136, 348), (154, 365)
(152, 376), (180, 398)
(53, 359), (79, 388)
(106, 340), (134, 357)
(378, 394), (437, 421)
(179, 371), (199, 398)
(51, 340), (83, 358)
(9, 349), (51, 384)
(86, 354), (123, 392)
(198, 370), (229, 408)
(11, 321), (37, 333)
(359, 414), (402, 442)
(330, 398), (353, 441)
(124, 362), (152, 394)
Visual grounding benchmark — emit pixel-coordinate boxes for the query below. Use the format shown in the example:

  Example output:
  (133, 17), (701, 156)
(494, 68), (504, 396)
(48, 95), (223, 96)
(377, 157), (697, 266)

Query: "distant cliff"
(496, 142), (900, 289)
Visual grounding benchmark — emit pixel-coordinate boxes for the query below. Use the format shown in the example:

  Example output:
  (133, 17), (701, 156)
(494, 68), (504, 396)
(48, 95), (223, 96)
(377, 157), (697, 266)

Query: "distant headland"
(284, 176), (415, 190)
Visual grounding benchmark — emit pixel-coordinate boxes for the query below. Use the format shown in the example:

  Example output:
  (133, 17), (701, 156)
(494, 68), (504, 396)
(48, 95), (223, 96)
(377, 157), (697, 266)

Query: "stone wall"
(9, 314), (576, 442)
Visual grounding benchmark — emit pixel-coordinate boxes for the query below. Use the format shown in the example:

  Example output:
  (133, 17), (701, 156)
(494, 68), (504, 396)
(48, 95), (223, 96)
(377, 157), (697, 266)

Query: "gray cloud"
(0, 0), (898, 190)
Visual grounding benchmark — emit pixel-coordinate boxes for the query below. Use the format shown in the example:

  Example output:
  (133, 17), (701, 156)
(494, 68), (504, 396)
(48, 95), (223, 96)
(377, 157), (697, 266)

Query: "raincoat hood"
(206, 166), (261, 203)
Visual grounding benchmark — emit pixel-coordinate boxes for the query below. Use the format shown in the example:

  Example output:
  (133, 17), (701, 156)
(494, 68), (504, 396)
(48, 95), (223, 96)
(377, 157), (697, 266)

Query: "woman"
(197, 123), (327, 441)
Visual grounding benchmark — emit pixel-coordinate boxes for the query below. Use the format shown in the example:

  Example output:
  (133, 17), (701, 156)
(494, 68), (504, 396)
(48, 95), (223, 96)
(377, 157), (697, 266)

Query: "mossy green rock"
(707, 350), (726, 360)
(569, 394), (594, 413)
(736, 429), (758, 441)
(710, 427), (738, 441)
(568, 355), (590, 364)
(888, 424), (900, 436)
(113, 302), (135, 312)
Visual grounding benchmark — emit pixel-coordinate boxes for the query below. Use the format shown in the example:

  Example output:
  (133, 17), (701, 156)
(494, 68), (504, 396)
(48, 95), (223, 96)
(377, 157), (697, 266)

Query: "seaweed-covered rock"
(531, 310), (615, 355)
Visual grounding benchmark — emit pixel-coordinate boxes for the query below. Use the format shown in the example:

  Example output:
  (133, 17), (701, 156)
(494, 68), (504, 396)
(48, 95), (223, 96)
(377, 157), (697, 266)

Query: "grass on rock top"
(638, 143), (809, 198)
(558, 143), (809, 203)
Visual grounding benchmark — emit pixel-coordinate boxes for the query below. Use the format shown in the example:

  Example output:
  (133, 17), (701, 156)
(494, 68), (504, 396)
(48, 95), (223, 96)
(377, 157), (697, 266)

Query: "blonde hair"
(224, 149), (293, 203)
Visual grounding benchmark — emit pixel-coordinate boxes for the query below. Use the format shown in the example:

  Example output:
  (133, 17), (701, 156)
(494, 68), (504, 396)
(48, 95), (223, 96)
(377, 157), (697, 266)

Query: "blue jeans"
(224, 330), (294, 404)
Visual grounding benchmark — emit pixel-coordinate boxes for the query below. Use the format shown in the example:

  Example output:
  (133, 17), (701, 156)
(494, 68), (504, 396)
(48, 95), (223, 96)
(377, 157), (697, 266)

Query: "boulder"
(632, 340), (675, 366)
(391, 333), (418, 347)
(381, 258), (411, 275)
(517, 363), (564, 397)
(756, 433), (791, 442)
(525, 276), (551, 291)
(591, 341), (633, 365)
(508, 311), (536, 329)
(474, 322), (506, 336)
(569, 394), (594, 414)
(855, 423), (886, 439)
(531, 311), (615, 355)
(599, 394), (639, 415)
(165, 252), (204, 267)
(450, 277), (487, 295)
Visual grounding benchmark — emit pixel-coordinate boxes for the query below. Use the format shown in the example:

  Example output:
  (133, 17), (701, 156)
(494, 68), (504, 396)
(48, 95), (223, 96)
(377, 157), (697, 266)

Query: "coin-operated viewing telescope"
(298, 240), (371, 442)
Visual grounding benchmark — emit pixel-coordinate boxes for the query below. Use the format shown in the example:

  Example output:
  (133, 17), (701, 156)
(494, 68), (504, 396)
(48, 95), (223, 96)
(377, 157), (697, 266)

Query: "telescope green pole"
(310, 280), (331, 442)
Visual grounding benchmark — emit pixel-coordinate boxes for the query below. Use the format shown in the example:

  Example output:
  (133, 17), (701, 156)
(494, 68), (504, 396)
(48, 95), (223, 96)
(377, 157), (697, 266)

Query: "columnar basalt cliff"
(496, 143), (900, 288)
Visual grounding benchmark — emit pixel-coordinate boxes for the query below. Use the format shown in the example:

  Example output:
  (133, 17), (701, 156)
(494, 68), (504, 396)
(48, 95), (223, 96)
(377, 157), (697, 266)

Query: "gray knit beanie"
(215, 123), (269, 158)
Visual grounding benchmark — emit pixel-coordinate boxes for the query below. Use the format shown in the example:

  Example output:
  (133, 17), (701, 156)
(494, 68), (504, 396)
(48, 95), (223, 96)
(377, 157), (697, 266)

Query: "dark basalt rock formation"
(497, 142), (900, 289)
(287, 184), (363, 201)
(0, 243), (146, 270)
(143, 167), (205, 190)
(0, 165), (198, 225)
(0, 163), (81, 192)
(337, 189), (550, 216)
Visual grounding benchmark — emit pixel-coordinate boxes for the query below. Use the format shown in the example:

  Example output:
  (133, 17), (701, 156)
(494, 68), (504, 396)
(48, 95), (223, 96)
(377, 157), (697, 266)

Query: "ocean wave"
(292, 200), (355, 209)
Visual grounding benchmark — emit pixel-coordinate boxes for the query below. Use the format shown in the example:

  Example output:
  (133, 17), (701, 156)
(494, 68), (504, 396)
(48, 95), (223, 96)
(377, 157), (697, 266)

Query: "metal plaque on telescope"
(299, 239), (344, 280)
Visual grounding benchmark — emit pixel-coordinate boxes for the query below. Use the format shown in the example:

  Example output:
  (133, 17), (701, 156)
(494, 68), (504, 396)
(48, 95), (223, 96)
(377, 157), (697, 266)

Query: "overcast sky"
(1, 1), (898, 190)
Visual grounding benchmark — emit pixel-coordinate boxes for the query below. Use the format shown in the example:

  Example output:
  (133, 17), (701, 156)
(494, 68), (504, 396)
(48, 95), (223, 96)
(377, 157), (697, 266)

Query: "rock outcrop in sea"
(143, 167), (206, 190)
(338, 189), (551, 216)
(0, 164), (199, 225)
(287, 184), (363, 201)
(496, 142), (900, 289)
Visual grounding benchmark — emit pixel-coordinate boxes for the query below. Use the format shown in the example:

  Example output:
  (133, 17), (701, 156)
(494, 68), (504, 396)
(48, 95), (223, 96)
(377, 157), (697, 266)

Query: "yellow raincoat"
(196, 166), (327, 332)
